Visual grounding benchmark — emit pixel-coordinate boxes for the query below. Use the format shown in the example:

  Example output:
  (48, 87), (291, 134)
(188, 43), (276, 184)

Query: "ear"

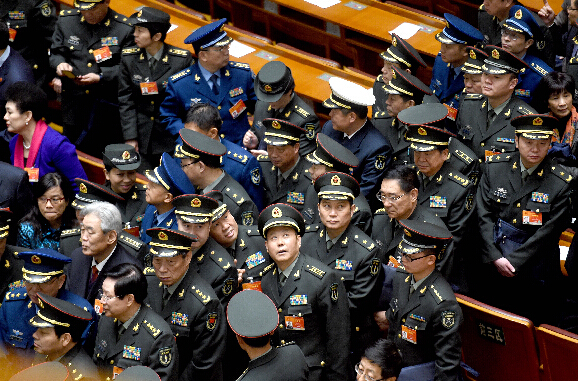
(56, 274), (66, 290)
(104, 169), (110, 181)
(427, 255), (436, 266)
(152, 32), (163, 42)
(59, 332), (72, 347)
(442, 148), (449, 160)
(406, 99), (416, 108)
(293, 143), (300, 156)
(509, 77), (518, 90)
(164, 192), (174, 204)
(207, 127), (219, 139)
(125, 293), (136, 307)
(107, 229), (118, 245)
(24, 110), (33, 124)
(409, 187), (419, 202)
(349, 202), (355, 218)
(524, 38), (534, 50)
(297, 234), (302, 248)
(514, 134), (519, 149)
(404, 68), (411, 74)
(197, 161), (206, 173)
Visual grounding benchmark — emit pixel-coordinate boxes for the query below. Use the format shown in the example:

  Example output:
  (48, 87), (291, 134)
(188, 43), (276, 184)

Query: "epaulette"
(119, 233), (143, 250)
(143, 267), (156, 275)
(517, 106), (533, 115)
(452, 149), (473, 165)
(230, 61), (250, 70)
(373, 111), (389, 118)
(259, 263), (275, 277)
(245, 228), (261, 236)
(294, 106), (310, 118)
(464, 94), (483, 100)
(223, 186), (248, 206)
(168, 48), (190, 57)
(59, 9), (79, 16)
(257, 154), (270, 161)
(61, 228), (80, 237)
(570, 57), (578, 65)
(227, 151), (249, 165)
(306, 264), (326, 279)
(447, 172), (469, 187)
(122, 47), (140, 55)
(375, 208), (386, 215)
(486, 154), (512, 163)
(428, 285), (445, 304)
(551, 165), (573, 183)
(4, 287), (27, 302)
(376, 74), (383, 82)
(305, 224), (320, 232)
(277, 341), (297, 348)
(529, 62), (550, 77)
(142, 319), (162, 338)
(208, 250), (232, 270)
(170, 68), (192, 82)
(112, 14), (131, 25)
(352, 234), (376, 251)
(190, 284), (211, 305)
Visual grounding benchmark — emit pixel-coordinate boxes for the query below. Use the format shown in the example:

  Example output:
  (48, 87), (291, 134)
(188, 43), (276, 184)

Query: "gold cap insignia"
(515, 9), (522, 19)
(122, 151), (130, 160)
(533, 117), (543, 126)
(264, 84), (272, 92)
(219, 24), (224, 32)
(392, 37), (397, 46)
(158, 232), (169, 241)
(191, 198), (201, 207)
(392, 70), (396, 79)
(272, 207), (282, 218)
(272, 120), (281, 129)
(331, 175), (341, 186)
(38, 299), (44, 309)
(418, 127), (427, 136)
(31, 255), (41, 264)
(404, 229), (411, 237)
(137, 10), (142, 17)
(79, 183), (87, 193)
(469, 50), (476, 59)
(492, 49), (500, 60)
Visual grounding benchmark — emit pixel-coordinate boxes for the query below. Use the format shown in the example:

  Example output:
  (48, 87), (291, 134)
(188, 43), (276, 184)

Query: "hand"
(56, 62), (73, 76)
(234, 259), (246, 286)
(243, 130), (258, 149)
(374, 311), (389, 332)
(538, 4), (555, 26)
(249, 149), (268, 158)
(50, 77), (62, 94)
(74, 73), (101, 86)
(493, 257), (516, 277)
(125, 139), (139, 152)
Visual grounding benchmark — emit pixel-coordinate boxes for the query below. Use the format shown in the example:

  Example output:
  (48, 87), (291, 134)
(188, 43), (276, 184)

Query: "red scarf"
(551, 106), (578, 147)
(13, 119), (49, 169)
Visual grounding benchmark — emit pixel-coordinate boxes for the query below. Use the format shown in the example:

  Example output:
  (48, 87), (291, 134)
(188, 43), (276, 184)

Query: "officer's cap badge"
(137, 10), (142, 17)
(533, 117), (543, 125)
(191, 198), (201, 208)
(404, 229), (411, 237)
(392, 70), (396, 79)
(392, 37), (397, 46)
(79, 183), (87, 193)
(272, 207), (282, 218)
(272, 120), (281, 129)
(264, 84), (272, 92)
(331, 175), (341, 186)
(492, 49), (500, 59)
(158, 232), (168, 241)
(418, 127), (427, 136)
(122, 151), (130, 160)
(469, 50), (476, 59)
(515, 9), (523, 19)
(31, 255), (41, 264)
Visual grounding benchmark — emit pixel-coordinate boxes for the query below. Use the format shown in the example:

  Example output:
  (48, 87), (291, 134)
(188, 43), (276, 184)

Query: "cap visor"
(435, 32), (456, 45)
(322, 98), (340, 109)
(409, 142), (437, 152)
(29, 315), (54, 328)
(482, 63), (508, 75)
(74, 0), (98, 10)
(255, 87), (285, 103)
(305, 153), (321, 165)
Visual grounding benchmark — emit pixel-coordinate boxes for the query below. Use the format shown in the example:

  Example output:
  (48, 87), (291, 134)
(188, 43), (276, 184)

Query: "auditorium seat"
(536, 324), (578, 381)
(276, 43), (343, 69)
(455, 293), (541, 381)
(76, 150), (148, 185)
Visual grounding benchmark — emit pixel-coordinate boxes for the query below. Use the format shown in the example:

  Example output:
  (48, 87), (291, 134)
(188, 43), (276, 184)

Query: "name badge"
(531, 192), (549, 203)
(335, 259), (353, 271)
(429, 196), (447, 208)
(286, 192), (304, 204)
(484, 150), (500, 162)
(387, 255), (402, 269)
(445, 104), (457, 121)
(401, 325), (417, 344)
(25, 167), (39, 182)
(229, 99), (247, 119)
(94, 298), (104, 315)
(523, 210), (542, 225)
(242, 281), (262, 291)
(285, 316), (305, 330)
(140, 82), (158, 95)
(93, 46), (112, 63)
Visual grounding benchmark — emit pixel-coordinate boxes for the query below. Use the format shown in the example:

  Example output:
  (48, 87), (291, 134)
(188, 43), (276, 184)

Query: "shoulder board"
(119, 234), (143, 250)
(570, 57), (578, 65)
(486, 154), (512, 163)
(4, 287), (27, 302)
(479, 3), (485, 10)
(190, 284), (211, 305)
(447, 172), (469, 187)
(168, 48), (190, 57)
(464, 94), (483, 100)
(59, 9), (80, 16)
(352, 233), (376, 251)
(376, 74), (383, 81)
(452, 149), (473, 165)
(135, 183), (147, 191)
(122, 47), (140, 55)
(428, 285), (445, 304)
(245, 228), (261, 236)
(306, 264), (326, 279)
(373, 111), (389, 119)
(530, 61), (550, 77)
(257, 154), (270, 161)
(277, 341), (297, 348)
(551, 165), (573, 183)
(170, 68), (192, 82)
(229, 61), (250, 70)
(375, 208), (386, 215)
(259, 262), (275, 277)
(208, 250), (232, 270)
(112, 14), (131, 25)
(61, 228), (80, 237)
(227, 151), (249, 165)
(294, 106), (310, 118)
(305, 224), (320, 232)
(517, 106), (534, 115)
(143, 267), (156, 276)
(142, 319), (162, 338)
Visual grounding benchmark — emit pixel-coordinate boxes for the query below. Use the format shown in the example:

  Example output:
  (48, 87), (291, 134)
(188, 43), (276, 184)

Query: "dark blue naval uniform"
(0, 287), (94, 356)
(160, 61), (257, 145)
(429, 54), (464, 112)
(139, 205), (178, 244)
(514, 55), (552, 104)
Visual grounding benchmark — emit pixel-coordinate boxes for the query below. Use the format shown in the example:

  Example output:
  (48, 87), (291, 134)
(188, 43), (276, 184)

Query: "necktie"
(277, 174), (284, 188)
(90, 265), (98, 285)
(117, 324), (126, 341)
(278, 273), (287, 295)
(487, 109), (496, 128)
(149, 56), (157, 71)
(521, 170), (529, 184)
(326, 240), (334, 251)
(162, 288), (171, 309)
(210, 74), (219, 95)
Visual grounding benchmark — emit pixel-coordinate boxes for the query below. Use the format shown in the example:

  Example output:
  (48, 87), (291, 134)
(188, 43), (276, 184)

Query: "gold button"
(480, 143), (485, 147)
(278, 308), (282, 312)
(536, 209), (539, 213)
(517, 203), (521, 207)
(89, 49), (93, 54)
(85, 90), (89, 94)
(355, 327), (360, 331)
(279, 324), (283, 329)
(218, 106), (222, 110)
(402, 319), (405, 323)
(320, 361), (325, 366)
(97, 354), (100, 357)
(513, 219), (517, 224)
(151, 101), (154, 105)
(33, 64), (38, 69)
(87, 63), (92, 67)
(280, 340), (285, 345)
(106, 378), (110, 381)
(220, 134), (225, 138)
(150, 117), (154, 121)
(70, 46), (74, 50)
(341, 277), (344, 281)
(502, 149), (505, 152)
(398, 334), (401, 338)
(479, 159), (482, 163)
(110, 360), (114, 365)
(497, 199), (500, 202)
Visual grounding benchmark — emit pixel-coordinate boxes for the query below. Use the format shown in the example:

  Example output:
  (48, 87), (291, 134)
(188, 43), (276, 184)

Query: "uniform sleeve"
(244, 69), (257, 113)
(359, 140), (392, 198)
(32, 0), (57, 50)
(475, 167), (503, 263)
(347, 247), (380, 310)
(49, 18), (68, 70)
(148, 329), (179, 381)
(159, 80), (185, 137)
(432, 300), (462, 381)
(240, 158), (265, 211)
(118, 56), (138, 141)
(351, 207), (372, 235)
(298, 116), (321, 156)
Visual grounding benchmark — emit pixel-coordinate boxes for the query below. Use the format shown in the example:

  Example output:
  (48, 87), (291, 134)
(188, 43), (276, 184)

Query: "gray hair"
(80, 201), (122, 235)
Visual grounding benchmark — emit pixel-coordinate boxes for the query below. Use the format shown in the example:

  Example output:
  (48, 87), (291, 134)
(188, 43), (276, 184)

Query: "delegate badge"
(284, 316), (305, 330)
(140, 82), (159, 95)
(25, 167), (39, 182)
(522, 210), (542, 225)
(401, 325), (417, 344)
(229, 99), (247, 119)
(93, 46), (112, 63)
(113, 366), (124, 379)
(94, 298), (104, 315)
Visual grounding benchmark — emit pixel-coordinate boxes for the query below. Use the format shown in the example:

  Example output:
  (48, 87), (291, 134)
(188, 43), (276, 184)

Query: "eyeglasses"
(500, 29), (521, 41)
(375, 192), (406, 203)
(38, 197), (65, 205)
(98, 290), (120, 303)
(180, 160), (197, 169)
(401, 252), (431, 262)
(203, 44), (230, 53)
(354, 363), (384, 381)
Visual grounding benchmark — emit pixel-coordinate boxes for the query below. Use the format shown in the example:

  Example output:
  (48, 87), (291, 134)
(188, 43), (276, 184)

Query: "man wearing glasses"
(160, 18), (257, 146)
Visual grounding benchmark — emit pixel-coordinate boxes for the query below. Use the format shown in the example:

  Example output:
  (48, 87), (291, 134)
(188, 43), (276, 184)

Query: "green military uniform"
(374, 115), (411, 164)
(372, 75), (387, 113)
(230, 225), (270, 284)
(259, 155), (312, 213)
(113, 183), (148, 229)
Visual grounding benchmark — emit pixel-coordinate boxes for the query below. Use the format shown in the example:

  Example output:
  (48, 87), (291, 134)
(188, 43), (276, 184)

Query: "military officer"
(302, 172), (381, 362)
(49, 0), (133, 155)
(160, 18), (257, 146)
(456, 45), (536, 162)
(430, 14), (483, 115)
(144, 228), (226, 381)
(103, 144), (148, 231)
(258, 203), (350, 381)
(374, 66), (433, 165)
(118, 7), (193, 170)
(244, 61), (320, 155)
(0, 0), (56, 85)
(258, 118), (312, 212)
(386, 220), (462, 381)
(476, 114), (572, 324)
(321, 77), (392, 203)
(93, 263), (178, 381)
(501, 5), (553, 104)
(227, 289), (309, 381)
(182, 103), (264, 211)
(178, 128), (258, 225)
(0, 249), (94, 372)
(461, 46), (488, 96)
(373, 33), (427, 114)
(0, 208), (24, 299)
(140, 152), (196, 245)
(302, 133), (372, 234)
(172, 193), (238, 307)
(30, 293), (98, 381)
(60, 178), (147, 262)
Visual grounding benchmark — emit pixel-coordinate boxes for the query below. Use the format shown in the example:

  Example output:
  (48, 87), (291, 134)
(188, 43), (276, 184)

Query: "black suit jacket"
(238, 344), (309, 381)
(66, 243), (142, 304)
(0, 162), (33, 227)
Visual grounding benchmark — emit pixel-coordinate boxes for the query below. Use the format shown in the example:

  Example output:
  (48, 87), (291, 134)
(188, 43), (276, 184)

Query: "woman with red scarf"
(5, 82), (86, 192)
